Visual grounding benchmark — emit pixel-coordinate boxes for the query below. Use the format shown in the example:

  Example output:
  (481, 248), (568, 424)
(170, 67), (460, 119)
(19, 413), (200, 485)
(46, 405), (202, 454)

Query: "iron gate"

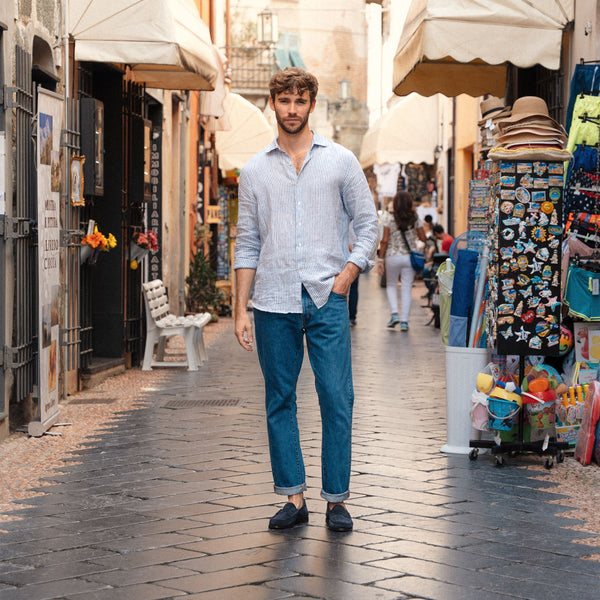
(7, 46), (36, 405)
(122, 80), (146, 365)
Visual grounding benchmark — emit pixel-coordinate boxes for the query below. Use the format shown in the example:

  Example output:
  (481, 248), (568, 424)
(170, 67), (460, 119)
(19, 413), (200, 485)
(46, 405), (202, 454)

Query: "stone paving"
(1, 273), (600, 599)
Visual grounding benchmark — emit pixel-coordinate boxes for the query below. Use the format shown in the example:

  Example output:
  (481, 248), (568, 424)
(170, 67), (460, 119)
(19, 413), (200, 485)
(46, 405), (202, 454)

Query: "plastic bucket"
(488, 398), (520, 431)
(442, 346), (490, 454)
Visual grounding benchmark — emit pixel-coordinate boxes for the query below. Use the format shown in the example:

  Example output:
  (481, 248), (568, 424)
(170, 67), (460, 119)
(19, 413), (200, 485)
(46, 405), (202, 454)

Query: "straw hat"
(497, 128), (567, 145)
(478, 96), (510, 126)
(496, 96), (561, 130)
(500, 120), (566, 135)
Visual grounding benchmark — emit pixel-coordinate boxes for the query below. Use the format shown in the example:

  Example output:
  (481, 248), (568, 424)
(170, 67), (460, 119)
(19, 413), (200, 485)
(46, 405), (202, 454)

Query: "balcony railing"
(223, 47), (275, 93)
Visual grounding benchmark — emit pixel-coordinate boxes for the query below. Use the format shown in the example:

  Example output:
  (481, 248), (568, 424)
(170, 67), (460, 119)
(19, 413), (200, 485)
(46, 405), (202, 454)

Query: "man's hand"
(234, 268), (256, 351)
(235, 310), (254, 351)
(332, 262), (360, 295)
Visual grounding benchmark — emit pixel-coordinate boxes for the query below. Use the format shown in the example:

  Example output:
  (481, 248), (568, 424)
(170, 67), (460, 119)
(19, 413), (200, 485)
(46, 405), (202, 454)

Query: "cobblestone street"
(1, 273), (600, 599)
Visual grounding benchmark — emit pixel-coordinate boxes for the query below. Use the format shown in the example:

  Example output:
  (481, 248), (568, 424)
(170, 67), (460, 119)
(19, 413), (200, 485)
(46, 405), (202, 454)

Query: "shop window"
(80, 98), (104, 196)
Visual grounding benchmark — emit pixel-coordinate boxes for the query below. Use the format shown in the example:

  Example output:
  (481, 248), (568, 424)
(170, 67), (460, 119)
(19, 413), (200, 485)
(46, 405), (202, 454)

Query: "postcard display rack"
(470, 159), (570, 467)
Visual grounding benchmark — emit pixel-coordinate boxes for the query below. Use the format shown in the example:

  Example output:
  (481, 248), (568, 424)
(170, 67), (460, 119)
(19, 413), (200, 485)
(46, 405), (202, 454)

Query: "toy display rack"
(468, 355), (570, 468)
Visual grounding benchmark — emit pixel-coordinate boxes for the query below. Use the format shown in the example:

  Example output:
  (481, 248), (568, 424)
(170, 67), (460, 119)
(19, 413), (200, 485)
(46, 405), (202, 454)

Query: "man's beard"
(276, 111), (310, 135)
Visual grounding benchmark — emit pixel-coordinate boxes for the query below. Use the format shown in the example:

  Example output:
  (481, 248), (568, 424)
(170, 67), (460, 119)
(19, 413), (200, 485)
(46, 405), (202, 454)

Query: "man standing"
(234, 68), (379, 532)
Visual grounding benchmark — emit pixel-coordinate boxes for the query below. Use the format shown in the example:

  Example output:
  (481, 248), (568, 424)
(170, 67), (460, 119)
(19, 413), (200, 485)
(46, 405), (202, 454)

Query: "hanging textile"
(566, 63), (600, 132)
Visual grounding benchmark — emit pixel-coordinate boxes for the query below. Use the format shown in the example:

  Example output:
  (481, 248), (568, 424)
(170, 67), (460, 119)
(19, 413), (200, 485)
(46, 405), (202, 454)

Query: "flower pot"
(88, 249), (101, 265)
(80, 245), (92, 263)
(128, 242), (149, 263)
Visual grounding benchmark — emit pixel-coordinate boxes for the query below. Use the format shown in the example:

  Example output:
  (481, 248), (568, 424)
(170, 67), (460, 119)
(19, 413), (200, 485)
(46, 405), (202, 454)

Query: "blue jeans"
(253, 287), (354, 503)
(348, 276), (359, 321)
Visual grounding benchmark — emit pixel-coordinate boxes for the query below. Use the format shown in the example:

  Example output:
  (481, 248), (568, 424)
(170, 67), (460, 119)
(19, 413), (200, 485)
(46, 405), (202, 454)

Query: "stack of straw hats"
(488, 96), (571, 161)
(478, 96), (511, 151)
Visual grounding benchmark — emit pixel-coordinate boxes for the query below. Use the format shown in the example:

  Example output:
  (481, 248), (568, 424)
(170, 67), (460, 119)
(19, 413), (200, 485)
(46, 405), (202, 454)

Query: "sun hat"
(497, 129), (567, 146)
(478, 96), (511, 126)
(496, 96), (561, 130)
(488, 146), (572, 161)
(500, 120), (566, 135)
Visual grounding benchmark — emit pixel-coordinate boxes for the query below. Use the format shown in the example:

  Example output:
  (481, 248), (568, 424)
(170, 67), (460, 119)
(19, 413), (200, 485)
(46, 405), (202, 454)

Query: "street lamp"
(434, 145), (443, 161)
(258, 8), (279, 45)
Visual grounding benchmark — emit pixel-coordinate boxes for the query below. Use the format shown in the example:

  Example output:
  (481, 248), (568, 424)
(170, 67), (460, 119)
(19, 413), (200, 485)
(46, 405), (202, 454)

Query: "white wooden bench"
(141, 279), (211, 371)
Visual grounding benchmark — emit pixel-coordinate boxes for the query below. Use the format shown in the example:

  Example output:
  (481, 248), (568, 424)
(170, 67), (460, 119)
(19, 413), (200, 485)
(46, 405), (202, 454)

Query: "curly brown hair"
(392, 190), (417, 231)
(269, 67), (319, 104)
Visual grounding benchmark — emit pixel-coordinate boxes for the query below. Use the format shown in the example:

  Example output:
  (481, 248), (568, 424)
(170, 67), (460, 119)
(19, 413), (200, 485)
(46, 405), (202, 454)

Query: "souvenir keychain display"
(487, 160), (563, 356)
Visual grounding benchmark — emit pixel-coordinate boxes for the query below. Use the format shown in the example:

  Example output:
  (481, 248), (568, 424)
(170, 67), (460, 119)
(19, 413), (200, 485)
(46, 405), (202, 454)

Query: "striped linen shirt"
(234, 132), (379, 312)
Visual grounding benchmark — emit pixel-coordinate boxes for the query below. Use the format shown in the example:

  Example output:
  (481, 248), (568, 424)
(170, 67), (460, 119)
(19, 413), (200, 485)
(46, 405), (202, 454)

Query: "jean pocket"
(330, 290), (347, 299)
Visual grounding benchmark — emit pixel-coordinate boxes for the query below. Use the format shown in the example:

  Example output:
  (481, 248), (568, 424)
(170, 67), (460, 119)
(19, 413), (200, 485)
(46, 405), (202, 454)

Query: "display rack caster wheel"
(557, 450), (565, 463)
(469, 448), (479, 461)
(544, 456), (554, 470)
(494, 455), (505, 468)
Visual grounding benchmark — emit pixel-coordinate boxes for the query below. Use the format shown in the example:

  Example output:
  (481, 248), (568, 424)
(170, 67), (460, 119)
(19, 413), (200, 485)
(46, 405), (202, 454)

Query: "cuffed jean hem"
(320, 489), (350, 503)
(274, 483), (306, 496)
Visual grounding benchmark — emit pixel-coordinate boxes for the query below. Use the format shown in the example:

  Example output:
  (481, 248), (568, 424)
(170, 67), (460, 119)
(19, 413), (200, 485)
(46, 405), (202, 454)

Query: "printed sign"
(30, 89), (63, 436)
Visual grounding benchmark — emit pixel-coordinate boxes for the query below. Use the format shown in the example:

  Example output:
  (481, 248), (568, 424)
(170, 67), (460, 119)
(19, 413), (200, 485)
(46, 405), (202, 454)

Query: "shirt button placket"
(296, 174), (303, 273)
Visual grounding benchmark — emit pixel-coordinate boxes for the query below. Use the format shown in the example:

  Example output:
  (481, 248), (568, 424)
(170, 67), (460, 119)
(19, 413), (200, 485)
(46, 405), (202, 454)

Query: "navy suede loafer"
(268, 501), (309, 529)
(325, 504), (353, 532)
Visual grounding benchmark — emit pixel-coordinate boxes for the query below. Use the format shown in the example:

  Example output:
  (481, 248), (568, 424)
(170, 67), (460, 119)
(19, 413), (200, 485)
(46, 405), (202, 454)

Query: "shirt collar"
(266, 130), (330, 154)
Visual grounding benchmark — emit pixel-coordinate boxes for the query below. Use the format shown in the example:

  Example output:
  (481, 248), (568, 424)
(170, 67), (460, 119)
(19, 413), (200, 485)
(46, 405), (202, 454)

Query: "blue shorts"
(564, 265), (600, 321)
(567, 63), (600, 131)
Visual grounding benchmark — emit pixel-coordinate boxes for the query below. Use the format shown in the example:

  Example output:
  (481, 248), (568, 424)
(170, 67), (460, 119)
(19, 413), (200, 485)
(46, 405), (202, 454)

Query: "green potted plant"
(185, 248), (225, 320)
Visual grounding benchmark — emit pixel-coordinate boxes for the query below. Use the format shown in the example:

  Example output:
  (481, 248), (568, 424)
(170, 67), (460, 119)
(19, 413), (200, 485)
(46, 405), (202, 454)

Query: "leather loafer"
(326, 504), (353, 531)
(268, 501), (309, 529)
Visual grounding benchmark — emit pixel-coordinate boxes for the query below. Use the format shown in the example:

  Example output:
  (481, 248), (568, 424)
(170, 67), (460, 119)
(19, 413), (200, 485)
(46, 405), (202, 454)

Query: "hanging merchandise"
(373, 162), (401, 197)
(574, 380), (600, 465)
(468, 164), (494, 234)
(565, 95), (600, 156)
(487, 159), (563, 356)
(565, 61), (600, 130)
(563, 107), (600, 322)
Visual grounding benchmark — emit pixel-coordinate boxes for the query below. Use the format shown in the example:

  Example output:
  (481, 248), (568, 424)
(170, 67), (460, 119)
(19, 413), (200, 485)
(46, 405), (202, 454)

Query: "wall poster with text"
(30, 88), (63, 436)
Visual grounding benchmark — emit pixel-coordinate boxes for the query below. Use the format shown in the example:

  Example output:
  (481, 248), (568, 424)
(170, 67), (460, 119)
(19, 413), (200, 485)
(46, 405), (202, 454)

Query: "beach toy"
(490, 386), (523, 407)
(522, 363), (562, 392)
(559, 325), (573, 356)
(528, 378), (549, 393)
(476, 372), (521, 395)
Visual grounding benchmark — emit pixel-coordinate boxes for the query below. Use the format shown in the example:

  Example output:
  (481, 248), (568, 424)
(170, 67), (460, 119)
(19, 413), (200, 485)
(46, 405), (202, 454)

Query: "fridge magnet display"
(487, 160), (563, 356)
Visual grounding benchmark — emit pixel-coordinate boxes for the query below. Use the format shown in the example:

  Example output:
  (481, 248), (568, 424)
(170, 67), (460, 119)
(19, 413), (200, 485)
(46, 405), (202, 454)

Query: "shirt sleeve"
(234, 168), (261, 270)
(341, 155), (380, 272)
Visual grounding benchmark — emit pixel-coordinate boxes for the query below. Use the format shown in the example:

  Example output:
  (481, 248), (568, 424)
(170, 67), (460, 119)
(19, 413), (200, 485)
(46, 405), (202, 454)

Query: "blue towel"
(448, 249), (479, 347)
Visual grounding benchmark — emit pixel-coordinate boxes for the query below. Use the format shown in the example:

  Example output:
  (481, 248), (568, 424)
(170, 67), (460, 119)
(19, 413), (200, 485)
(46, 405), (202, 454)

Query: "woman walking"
(377, 191), (426, 331)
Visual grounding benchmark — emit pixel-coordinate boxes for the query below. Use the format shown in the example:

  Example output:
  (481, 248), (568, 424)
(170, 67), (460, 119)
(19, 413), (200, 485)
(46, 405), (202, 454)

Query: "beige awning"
(69, 0), (219, 90)
(215, 93), (274, 173)
(393, 0), (574, 97)
(359, 94), (440, 169)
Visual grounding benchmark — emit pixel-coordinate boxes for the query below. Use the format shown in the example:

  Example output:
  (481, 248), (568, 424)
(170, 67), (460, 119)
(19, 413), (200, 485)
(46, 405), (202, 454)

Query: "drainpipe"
(62, 0), (71, 402)
(179, 101), (188, 313)
(450, 96), (456, 237)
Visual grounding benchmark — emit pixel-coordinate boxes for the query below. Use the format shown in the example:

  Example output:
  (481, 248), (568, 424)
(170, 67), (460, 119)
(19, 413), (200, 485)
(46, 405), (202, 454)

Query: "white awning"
(69, 0), (219, 90)
(393, 0), (574, 97)
(359, 94), (440, 169)
(215, 94), (274, 173)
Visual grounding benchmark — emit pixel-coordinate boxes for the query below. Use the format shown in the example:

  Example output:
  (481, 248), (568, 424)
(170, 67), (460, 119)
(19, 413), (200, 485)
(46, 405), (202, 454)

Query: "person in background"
(376, 190), (426, 331)
(348, 222), (359, 326)
(433, 224), (454, 253)
(234, 67), (379, 532)
(421, 215), (439, 297)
